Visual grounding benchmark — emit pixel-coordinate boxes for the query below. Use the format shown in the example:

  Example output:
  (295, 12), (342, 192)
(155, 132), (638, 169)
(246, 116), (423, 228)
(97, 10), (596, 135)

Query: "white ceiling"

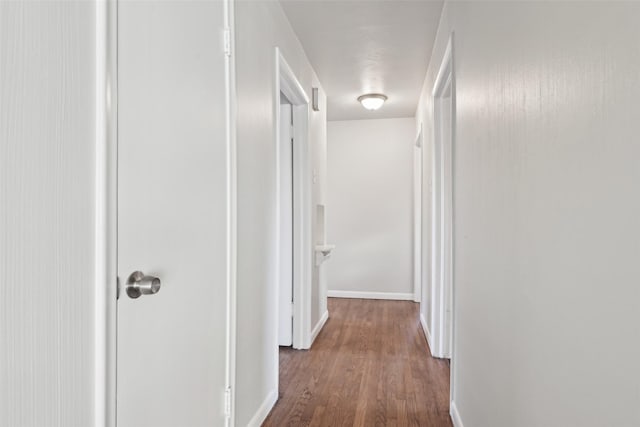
(280, 0), (444, 121)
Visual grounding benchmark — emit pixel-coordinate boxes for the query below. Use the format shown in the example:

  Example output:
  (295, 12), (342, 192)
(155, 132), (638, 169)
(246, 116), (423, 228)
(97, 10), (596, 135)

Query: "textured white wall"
(417, 2), (640, 426)
(234, 2), (327, 425)
(327, 118), (415, 297)
(0, 2), (98, 426)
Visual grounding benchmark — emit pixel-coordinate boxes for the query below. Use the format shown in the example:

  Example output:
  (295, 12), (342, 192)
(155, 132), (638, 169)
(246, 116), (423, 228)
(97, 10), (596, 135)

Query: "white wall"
(0, 2), (100, 426)
(234, 1), (327, 425)
(418, 2), (640, 426)
(327, 118), (415, 298)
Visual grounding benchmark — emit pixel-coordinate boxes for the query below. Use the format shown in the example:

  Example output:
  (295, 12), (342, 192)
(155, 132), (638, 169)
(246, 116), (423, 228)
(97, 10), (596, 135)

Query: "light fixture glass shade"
(358, 93), (387, 110)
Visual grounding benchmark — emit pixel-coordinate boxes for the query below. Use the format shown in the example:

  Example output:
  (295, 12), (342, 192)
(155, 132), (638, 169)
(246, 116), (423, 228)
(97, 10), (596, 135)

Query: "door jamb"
(274, 48), (312, 356)
(223, 0), (238, 425)
(431, 33), (456, 408)
(96, 0), (117, 425)
(414, 124), (423, 303)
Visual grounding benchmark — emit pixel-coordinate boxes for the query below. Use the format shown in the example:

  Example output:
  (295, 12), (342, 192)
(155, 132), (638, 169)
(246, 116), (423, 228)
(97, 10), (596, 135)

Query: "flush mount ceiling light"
(357, 93), (387, 111)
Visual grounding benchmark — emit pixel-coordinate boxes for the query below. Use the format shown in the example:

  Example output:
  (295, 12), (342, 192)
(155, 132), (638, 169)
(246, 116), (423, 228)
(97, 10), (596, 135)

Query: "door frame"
(413, 124), (423, 303)
(431, 33), (456, 404)
(224, 0), (238, 424)
(98, 0), (238, 425)
(274, 48), (313, 355)
(432, 72), (453, 360)
(277, 100), (294, 347)
(95, 0), (118, 425)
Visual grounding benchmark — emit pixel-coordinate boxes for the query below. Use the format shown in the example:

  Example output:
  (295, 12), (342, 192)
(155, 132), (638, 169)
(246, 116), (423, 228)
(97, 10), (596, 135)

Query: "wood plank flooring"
(263, 298), (452, 427)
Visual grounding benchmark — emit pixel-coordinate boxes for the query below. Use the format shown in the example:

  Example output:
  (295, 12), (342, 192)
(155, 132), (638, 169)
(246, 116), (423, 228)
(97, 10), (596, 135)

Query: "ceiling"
(280, 0), (444, 121)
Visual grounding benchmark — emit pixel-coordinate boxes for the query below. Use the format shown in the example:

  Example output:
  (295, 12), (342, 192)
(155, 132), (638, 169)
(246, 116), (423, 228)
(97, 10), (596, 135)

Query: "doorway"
(274, 48), (313, 355)
(278, 93), (294, 346)
(431, 37), (455, 361)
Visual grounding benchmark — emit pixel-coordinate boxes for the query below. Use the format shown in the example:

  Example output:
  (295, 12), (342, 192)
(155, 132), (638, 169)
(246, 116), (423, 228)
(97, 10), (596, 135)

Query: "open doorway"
(430, 37), (455, 362)
(278, 92), (294, 346)
(275, 48), (313, 354)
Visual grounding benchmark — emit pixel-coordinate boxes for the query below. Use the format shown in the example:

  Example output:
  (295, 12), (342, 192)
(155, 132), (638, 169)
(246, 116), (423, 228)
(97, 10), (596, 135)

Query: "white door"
(278, 101), (294, 346)
(117, 2), (231, 427)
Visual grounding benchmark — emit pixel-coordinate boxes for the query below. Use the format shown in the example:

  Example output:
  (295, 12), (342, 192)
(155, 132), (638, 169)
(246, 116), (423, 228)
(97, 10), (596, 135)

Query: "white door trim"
(431, 35), (454, 359)
(274, 48), (313, 355)
(96, 1), (117, 426)
(223, 0), (238, 425)
(431, 33), (456, 408)
(277, 101), (294, 347)
(414, 124), (423, 303)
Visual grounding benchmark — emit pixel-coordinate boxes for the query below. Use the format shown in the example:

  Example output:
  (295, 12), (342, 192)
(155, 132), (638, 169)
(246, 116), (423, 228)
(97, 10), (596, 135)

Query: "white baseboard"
(246, 389), (278, 427)
(310, 310), (328, 346)
(420, 313), (433, 353)
(450, 401), (464, 427)
(328, 290), (414, 301)
(420, 313), (449, 358)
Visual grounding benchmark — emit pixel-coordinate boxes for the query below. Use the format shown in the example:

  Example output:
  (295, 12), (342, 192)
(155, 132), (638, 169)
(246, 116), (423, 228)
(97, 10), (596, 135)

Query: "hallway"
(263, 298), (452, 426)
(5, 1), (640, 426)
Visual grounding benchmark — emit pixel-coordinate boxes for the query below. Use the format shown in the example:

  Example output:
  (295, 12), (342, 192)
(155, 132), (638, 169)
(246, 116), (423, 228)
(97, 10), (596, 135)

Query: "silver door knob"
(126, 271), (161, 299)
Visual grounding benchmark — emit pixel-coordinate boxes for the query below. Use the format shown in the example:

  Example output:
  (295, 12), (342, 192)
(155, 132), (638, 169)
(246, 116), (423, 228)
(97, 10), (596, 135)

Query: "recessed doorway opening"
(274, 47), (313, 360)
(429, 35), (457, 420)
(430, 36), (455, 362)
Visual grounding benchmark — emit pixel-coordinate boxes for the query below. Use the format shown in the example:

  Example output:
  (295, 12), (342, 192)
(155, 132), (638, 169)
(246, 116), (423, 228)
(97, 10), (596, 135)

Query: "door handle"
(126, 271), (161, 299)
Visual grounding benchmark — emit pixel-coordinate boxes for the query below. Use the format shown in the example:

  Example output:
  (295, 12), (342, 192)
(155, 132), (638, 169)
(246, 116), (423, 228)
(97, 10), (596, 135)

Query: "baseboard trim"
(310, 310), (329, 346)
(246, 389), (278, 427)
(420, 313), (433, 353)
(450, 400), (464, 427)
(328, 290), (414, 301)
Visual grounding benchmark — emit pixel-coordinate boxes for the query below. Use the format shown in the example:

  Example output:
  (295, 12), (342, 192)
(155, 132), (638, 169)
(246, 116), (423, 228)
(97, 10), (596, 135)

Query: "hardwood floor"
(263, 298), (452, 427)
